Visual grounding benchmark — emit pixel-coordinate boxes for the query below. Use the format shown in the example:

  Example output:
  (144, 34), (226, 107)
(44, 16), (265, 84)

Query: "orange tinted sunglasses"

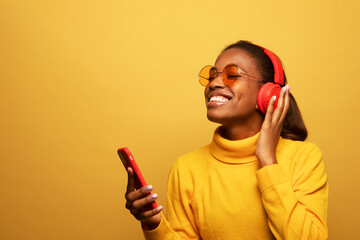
(198, 64), (262, 86)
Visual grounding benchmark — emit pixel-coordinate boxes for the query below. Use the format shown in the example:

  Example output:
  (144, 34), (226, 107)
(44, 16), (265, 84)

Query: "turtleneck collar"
(209, 127), (260, 164)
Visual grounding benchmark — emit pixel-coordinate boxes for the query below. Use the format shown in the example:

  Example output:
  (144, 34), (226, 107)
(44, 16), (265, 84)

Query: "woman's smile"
(206, 91), (233, 107)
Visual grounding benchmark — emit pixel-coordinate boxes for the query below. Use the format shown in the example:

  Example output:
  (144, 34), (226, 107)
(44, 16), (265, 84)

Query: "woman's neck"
(221, 115), (263, 140)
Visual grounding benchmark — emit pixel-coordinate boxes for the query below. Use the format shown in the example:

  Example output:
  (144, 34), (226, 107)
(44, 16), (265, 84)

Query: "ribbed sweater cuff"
(256, 164), (289, 192)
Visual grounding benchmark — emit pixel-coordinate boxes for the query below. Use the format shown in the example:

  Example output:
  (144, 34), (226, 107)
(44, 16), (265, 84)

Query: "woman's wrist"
(142, 221), (160, 231)
(141, 212), (162, 231)
(258, 156), (277, 168)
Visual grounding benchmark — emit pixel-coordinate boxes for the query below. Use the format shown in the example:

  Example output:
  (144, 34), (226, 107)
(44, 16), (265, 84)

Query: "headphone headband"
(255, 45), (285, 86)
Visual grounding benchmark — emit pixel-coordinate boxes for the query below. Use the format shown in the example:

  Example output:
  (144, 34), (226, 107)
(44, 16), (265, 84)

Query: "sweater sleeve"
(143, 159), (200, 240)
(256, 143), (328, 240)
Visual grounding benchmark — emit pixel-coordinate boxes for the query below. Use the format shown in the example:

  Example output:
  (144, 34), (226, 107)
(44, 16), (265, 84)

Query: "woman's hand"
(256, 85), (290, 168)
(125, 167), (162, 230)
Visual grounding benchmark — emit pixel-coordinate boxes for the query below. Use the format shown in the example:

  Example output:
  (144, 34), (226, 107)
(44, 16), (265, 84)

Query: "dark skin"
(124, 48), (290, 229)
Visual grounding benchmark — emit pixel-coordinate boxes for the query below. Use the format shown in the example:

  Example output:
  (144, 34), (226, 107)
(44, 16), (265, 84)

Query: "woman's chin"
(206, 112), (227, 124)
(207, 109), (264, 127)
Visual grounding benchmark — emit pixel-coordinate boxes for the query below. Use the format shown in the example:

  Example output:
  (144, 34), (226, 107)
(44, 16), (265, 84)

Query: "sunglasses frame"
(199, 63), (262, 87)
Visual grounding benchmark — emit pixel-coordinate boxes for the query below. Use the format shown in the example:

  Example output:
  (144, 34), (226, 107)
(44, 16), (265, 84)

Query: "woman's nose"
(208, 74), (225, 90)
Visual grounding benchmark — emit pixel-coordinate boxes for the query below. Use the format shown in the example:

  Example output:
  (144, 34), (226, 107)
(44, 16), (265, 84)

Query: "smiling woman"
(204, 48), (265, 135)
(124, 40), (328, 240)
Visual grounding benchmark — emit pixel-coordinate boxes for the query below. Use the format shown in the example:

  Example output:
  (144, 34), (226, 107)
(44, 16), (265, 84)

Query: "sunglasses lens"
(199, 65), (213, 86)
(223, 65), (238, 85)
(199, 64), (239, 86)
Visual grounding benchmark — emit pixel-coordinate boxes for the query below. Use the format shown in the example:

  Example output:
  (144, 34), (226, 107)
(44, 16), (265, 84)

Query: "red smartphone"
(118, 147), (158, 209)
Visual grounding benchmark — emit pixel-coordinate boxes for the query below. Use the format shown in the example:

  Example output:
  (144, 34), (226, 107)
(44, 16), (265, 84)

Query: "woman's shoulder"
(278, 137), (322, 154)
(170, 145), (211, 172)
(277, 138), (324, 167)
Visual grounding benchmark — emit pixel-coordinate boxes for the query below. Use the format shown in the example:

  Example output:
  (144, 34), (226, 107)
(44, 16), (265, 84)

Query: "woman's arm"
(256, 148), (328, 239)
(256, 86), (328, 239)
(142, 160), (200, 240)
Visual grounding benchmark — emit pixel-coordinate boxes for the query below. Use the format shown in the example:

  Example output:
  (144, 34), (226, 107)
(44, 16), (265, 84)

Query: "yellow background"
(1, 1), (359, 239)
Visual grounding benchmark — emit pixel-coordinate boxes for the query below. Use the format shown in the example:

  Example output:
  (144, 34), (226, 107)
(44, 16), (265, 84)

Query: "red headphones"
(255, 45), (285, 114)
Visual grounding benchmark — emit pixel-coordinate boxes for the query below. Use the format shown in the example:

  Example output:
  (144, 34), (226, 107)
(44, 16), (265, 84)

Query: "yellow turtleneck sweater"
(143, 128), (328, 240)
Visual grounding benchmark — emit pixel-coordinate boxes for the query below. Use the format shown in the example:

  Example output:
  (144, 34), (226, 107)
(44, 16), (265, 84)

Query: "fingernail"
(273, 96), (277, 101)
(150, 193), (158, 200)
(287, 85), (290, 91)
(145, 185), (153, 191)
(156, 206), (163, 211)
(283, 87), (286, 93)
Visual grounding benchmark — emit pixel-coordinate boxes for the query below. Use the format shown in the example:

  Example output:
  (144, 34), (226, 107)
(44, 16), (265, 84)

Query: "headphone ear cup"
(256, 82), (281, 114)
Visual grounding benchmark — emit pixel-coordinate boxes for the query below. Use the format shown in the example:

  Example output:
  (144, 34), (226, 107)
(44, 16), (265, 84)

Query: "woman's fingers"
(137, 206), (163, 220)
(272, 85), (286, 122)
(130, 193), (156, 217)
(266, 85), (290, 126)
(132, 193), (158, 211)
(126, 167), (135, 194)
(124, 168), (162, 227)
(279, 85), (290, 123)
(127, 190), (162, 222)
(131, 194), (162, 220)
(126, 185), (153, 207)
(257, 85), (290, 167)
(263, 95), (276, 126)
(125, 168), (155, 210)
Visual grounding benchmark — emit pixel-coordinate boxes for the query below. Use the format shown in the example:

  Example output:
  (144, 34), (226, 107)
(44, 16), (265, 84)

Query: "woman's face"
(205, 48), (263, 126)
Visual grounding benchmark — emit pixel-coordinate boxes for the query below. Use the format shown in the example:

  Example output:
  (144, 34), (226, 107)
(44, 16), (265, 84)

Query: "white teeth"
(209, 96), (229, 103)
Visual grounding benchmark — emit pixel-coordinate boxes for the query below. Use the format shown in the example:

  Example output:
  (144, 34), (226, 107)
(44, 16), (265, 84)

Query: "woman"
(125, 40), (328, 239)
